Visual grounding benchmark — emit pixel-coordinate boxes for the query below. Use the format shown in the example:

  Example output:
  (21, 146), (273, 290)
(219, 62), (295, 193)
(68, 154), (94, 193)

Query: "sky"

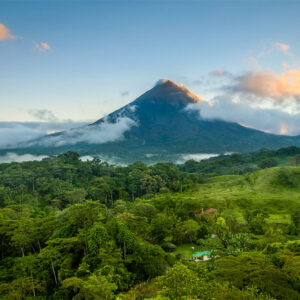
(1, 0), (300, 136)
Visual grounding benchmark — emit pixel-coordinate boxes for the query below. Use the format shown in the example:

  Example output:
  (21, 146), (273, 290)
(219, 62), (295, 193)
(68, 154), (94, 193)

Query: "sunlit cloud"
(33, 41), (51, 51)
(258, 42), (291, 58)
(186, 95), (300, 136)
(274, 42), (290, 54)
(186, 62), (300, 135)
(40, 42), (50, 50)
(279, 123), (289, 135)
(0, 24), (16, 41)
(233, 69), (300, 100)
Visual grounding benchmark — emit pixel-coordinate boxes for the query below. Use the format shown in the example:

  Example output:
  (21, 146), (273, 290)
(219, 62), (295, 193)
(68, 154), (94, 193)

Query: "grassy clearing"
(266, 214), (291, 224)
(174, 244), (200, 258)
(152, 166), (300, 225)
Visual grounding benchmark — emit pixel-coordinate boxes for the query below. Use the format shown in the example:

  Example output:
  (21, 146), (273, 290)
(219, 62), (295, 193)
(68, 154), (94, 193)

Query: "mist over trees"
(0, 149), (299, 299)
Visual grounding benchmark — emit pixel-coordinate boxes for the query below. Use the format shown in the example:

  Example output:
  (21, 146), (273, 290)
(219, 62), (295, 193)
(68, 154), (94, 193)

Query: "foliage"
(0, 150), (299, 299)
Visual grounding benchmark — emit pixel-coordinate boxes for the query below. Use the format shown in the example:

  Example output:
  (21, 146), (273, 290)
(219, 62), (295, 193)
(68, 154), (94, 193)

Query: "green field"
(174, 244), (200, 258)
(153, 166), (300, 227)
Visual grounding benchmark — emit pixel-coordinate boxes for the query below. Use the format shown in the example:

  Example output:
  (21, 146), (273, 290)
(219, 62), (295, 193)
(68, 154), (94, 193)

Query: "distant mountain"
(2, 79), (300, 163)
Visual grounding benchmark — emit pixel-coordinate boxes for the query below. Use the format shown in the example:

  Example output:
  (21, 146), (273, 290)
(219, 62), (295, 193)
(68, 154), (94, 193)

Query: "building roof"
(192, 251), (212, 257)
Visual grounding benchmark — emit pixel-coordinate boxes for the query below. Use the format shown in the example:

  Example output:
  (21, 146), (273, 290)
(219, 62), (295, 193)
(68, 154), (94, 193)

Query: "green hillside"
(0, 151), (299, 299)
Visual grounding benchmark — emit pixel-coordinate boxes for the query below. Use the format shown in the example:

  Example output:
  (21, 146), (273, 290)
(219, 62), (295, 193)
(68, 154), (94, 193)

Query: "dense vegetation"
(179, 146), (300, 176)
(0, 149), (299, 299)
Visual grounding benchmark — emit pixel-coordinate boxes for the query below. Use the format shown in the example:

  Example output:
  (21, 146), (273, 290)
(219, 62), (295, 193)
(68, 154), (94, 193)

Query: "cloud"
(186, 94), (300, 136)
(258, 42), (291, 58)
(248, 56), (261, 69)
(274, 42), (290, 54)
(33, 41), (51, 51)
(28, 109), (58, 122)
(34, 117), (137, 147)
(176, 153), (219, 164)
(0, 24), (16, 41)
(210, 70), (231, 77)
(187, 63), (300, 136)
(0, 123), (45, 148)
(0, 121), (88, 149)
(0, 24), (15, 41)
(40, 42), (50, 50)
(231, 69), (300, 100)
(0, 153), (47, 164)
(120, 91), (129, 96)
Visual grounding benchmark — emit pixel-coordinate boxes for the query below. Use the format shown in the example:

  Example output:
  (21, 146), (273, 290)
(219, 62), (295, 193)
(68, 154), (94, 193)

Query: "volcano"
(4, 79), (300, 163)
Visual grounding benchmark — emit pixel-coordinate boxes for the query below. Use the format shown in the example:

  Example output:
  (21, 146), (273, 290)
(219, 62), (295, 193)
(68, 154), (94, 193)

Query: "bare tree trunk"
(1, 239), (4, 259)
(84, 239), (88, 256)
(123, 241), (126, 258)
(51, 259), (58, 285)
(37, 240), (42, 252)
(31, 270), (36, 297)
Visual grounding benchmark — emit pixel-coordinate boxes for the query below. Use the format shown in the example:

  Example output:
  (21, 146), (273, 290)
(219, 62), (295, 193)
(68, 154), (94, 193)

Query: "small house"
(192, 250), (212, 261)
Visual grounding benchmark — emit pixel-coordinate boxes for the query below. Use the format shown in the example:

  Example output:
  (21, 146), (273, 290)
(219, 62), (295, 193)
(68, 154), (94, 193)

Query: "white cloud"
(34, 117), (137, 147)
(0, 121), (88, 149)
(176, 153), (219, 164)
(0, 153), (47, 164)
(186, 94), (300, 136)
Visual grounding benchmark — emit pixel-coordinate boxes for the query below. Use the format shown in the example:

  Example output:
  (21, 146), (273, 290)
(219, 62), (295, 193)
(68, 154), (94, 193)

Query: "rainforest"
(0, 148), (299, 299)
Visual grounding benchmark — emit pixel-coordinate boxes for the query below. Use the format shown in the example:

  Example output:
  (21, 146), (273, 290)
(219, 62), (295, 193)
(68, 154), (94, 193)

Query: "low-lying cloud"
(0, 153), (47, 164)
(0, 121), (88, 148)
(185, 65), (300, 136)
(186, 95), (300, 135)
(176, 153), (219, 164)
(34, 117), (137, 147)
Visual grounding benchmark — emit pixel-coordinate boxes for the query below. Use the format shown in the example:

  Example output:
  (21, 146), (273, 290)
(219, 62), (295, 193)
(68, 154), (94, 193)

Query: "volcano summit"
(3, 79), (300, 163)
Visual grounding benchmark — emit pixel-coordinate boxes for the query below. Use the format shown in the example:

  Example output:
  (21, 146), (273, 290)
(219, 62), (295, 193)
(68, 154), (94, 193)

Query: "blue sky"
(1, 0), (300, 126)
